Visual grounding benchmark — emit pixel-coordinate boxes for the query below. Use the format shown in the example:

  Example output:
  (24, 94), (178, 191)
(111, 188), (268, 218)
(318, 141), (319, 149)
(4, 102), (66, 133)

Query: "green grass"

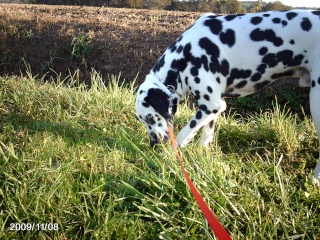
(0, 71), (319, 239)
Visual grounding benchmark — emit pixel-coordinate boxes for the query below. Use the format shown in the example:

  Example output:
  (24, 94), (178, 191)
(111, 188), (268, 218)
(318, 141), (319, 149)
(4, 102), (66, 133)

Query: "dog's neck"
(146, 73), (172, 95)
(147, 72), (184, 102)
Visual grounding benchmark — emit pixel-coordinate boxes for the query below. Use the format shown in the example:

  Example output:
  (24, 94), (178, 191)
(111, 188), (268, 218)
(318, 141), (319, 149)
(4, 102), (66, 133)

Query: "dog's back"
(137, 10), (320, 180)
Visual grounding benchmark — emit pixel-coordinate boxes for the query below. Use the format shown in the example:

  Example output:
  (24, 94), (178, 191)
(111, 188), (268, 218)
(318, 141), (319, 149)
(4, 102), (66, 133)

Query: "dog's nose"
(150, 135), (169, 146)
(149, 132), (159, 147)
(163, 135), (169, 144)
(150, 139), (159, 147)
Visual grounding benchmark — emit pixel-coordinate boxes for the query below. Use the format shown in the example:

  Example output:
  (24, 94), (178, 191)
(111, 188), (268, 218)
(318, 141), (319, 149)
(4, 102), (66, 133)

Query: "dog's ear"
(144, 88), (173, 120)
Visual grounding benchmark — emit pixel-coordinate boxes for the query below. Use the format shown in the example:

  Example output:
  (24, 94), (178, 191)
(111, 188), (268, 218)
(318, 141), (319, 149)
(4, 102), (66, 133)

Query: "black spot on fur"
(190, 57), (202, 76)
(192, 57), (202, 69)
(171, 59), (187, 72)
(272, 18), (281, 24)
(263, 14), (270, 17)
(241, 69), (252, 78)
(301, 18), (312, 31)
(183, 43), (193, 61)
(257, 64), (267, 74)
(312, 80), (316, 87)
(196, 111), (202, 119)
(227, 78), (234, 87)
(207, 86), (213, 93)
(190, 120), (197, 128)
(275, 50), (294, 66)
(286, 12), (298, 20)
(204, 94), (210, 101)
(225, 15), (238, 21)
(176, 45), (184, 54)
(199, 37), (220, 58)
(169, 42), (177, 52)
(262, 53), (278, 67)
(229, 68), (252, 82)
(200, 38), (231, 77)
(219, 29), (236, 47)
(201, 55), (209, 71)
(199, 104), (212, 115)
(191, 67), (199, 76)
(216, 77), (221, 84)
(176, 36), (183, 43)
(164, 70), (179, 90)
(290, 54), (305, 66)
(251, 72), (262, 82)
(142, 102), (150, 108)
(226, 68), (251, 86)
(183, 43), (194, 62)
(155, 114), (161, 121)
(282, 20), (288, 26)
(276, 50), (304, 66)
(259, 47), (268, 55)
(250, 28), (283, 47)
(235, 80), (247, 88)
(195, 77), (201, 84)
(290, 39), (295, 45)
(185, 77), (189, 85)
(312, 11), (320, 16)
(210, 58), (230, 77)
(251, 16), (263, 25)
(318, 77), (320, 85)
(204, 17), (222, 35)
(153, 55), (165, 73)
(220, 59), (230, 76)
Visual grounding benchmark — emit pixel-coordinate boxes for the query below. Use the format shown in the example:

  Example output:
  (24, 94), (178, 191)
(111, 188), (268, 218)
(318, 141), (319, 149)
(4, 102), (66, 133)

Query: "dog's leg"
(200, 120), (215, 146)
(199, 105), (226, 146)
(176, 97), (226, 147)
(310, 78), (320, 180)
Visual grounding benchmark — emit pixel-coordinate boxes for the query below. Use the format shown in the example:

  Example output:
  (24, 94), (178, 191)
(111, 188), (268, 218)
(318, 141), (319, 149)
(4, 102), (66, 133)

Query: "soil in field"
(0, 4), (201, 84)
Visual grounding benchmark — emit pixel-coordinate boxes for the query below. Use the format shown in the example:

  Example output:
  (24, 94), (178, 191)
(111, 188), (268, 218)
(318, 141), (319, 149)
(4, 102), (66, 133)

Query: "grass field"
(0, 71), (320, 239)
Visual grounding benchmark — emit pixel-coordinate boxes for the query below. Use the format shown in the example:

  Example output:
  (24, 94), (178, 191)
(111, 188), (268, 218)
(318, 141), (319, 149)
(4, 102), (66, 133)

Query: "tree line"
(1, 0), (295, 14)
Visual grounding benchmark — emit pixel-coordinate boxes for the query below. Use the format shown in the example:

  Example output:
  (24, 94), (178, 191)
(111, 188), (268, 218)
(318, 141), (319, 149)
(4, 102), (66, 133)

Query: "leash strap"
(167, 122), (232, 240)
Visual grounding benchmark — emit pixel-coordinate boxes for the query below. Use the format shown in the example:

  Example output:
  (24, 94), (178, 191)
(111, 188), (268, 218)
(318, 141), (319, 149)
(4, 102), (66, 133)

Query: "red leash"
(167, 122), (232, 240)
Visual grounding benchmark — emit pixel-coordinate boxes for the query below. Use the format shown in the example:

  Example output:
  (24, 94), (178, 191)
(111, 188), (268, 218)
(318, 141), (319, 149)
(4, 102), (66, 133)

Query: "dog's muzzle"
(149, 119), (172, 147)
(149, 132), (169, 147)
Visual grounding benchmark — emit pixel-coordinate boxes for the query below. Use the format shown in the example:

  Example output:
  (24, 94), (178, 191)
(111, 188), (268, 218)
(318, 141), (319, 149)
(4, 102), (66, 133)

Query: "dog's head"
(136, 75), (174, 146)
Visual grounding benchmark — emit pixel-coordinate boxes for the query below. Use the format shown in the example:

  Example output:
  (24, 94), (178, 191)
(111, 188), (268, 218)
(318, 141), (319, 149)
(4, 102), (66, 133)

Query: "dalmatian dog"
(136, 10), (320, 180)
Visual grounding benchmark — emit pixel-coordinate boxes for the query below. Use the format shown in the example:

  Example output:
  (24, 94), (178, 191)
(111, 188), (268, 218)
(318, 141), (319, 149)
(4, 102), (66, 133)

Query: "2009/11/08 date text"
(9, 223), (59, 231)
